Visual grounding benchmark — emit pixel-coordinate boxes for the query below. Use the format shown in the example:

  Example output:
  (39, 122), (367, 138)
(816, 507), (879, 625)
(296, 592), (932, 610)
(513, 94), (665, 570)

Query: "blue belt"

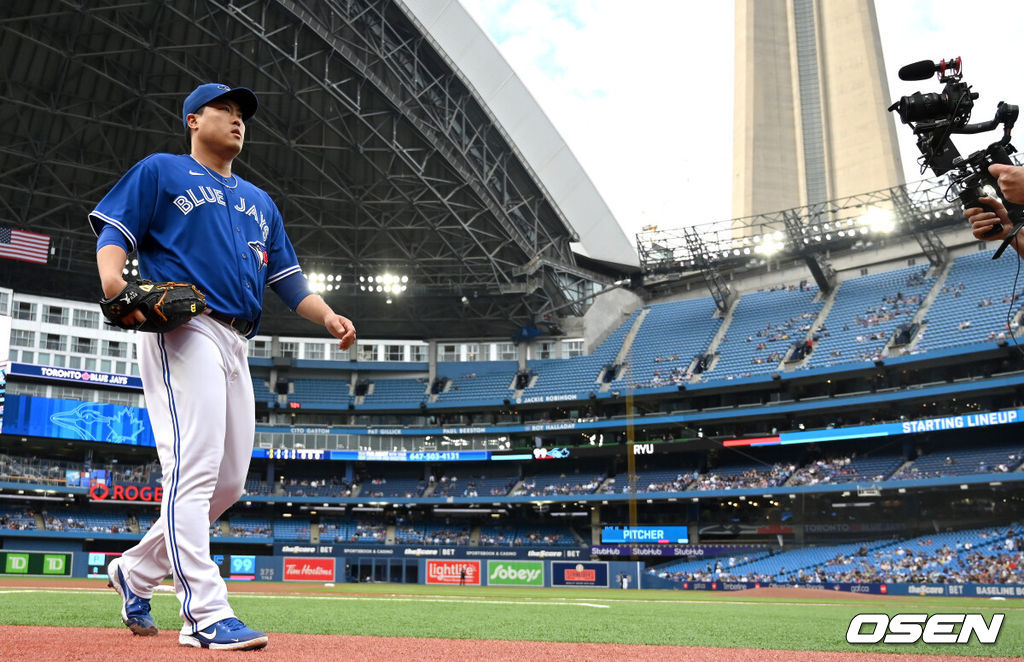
(207, 310), (254, 336)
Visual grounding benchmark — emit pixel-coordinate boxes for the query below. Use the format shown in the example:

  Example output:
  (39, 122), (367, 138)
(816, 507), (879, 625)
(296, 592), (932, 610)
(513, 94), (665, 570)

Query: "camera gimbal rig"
(889, 57), (1022, 258)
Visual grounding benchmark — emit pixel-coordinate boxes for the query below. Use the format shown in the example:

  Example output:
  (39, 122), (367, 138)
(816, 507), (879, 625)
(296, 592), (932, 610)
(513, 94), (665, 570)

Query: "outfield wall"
(5, 547), (1023, 596)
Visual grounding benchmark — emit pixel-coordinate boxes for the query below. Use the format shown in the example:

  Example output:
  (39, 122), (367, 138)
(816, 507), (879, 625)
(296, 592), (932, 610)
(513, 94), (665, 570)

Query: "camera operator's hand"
(988, 164), (1024, 204)
(965, 196), (1011, 241)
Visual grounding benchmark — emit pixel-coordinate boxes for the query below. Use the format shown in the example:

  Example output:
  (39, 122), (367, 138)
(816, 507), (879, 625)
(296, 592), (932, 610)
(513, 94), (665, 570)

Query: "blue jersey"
(89, 153), (304, 334)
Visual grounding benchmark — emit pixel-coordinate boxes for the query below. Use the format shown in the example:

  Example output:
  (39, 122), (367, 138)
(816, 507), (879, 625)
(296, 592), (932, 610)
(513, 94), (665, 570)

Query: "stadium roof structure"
(0, 0), (638, 340)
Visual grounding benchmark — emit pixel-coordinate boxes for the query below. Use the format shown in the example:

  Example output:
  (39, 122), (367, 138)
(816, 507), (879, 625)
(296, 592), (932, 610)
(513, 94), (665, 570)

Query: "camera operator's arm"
(989, 164), (1024, 204)
(965, 197), (1024, 257)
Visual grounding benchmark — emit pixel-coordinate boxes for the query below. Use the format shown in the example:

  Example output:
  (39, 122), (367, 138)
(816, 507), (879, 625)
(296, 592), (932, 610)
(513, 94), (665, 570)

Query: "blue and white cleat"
(179, 617), (269, 651)
(106, 557), (158, 636)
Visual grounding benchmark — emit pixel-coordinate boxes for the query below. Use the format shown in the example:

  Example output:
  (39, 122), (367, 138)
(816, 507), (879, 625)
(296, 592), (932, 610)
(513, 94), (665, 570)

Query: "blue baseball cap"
(181, 83), (258, 128)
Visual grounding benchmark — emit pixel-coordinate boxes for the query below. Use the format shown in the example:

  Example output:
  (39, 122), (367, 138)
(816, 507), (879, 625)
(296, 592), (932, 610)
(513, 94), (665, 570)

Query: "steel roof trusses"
(0, 0), (595, 337)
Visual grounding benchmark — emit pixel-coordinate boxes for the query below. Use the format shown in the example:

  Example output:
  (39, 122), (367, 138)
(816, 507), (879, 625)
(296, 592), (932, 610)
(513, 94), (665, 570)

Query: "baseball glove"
(99, 280), (207, 333)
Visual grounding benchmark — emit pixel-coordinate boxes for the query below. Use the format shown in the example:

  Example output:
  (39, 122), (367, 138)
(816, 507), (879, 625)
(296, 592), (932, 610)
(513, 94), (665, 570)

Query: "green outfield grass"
(0, 580), (1021, 657)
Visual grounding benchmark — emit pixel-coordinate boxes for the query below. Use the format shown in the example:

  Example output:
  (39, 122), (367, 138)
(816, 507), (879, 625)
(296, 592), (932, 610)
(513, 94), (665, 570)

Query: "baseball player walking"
(89, 83), (356, 650)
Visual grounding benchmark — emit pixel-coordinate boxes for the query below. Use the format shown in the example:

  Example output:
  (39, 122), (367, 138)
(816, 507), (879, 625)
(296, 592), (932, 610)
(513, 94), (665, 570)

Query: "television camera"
(889, 57), (1022, 258)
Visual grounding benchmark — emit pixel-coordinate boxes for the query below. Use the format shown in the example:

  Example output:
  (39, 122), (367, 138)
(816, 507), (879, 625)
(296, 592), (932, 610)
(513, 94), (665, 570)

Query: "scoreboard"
(601, 525), (689, 544)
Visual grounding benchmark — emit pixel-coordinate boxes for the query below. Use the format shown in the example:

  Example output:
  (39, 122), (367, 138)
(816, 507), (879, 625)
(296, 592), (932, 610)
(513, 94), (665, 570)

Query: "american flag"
(0, 226), (50, 264)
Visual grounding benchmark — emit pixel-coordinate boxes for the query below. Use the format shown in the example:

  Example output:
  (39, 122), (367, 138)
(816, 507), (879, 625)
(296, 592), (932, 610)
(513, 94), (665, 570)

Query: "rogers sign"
(284, 557), (335, 582)
(426, 560), (480, 585)
(89, 484), (162, 502)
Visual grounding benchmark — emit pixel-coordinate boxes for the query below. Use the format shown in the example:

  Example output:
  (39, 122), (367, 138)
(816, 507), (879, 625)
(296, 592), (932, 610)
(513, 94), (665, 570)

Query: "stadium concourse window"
(563, 340), (584, 358)
(279, 342), (298, 358)
(497, 342), (516, 361)
(305, 343), (325, 361)
(537, 341), (554, 359)
(102, 340), (127, 358)
(329, 344), (350, 361)
(72, 337), (96, 355)
(248, 339), (271, 358)
(0, 290), (8, 314)
(41, 333), (65, 352)
(12, 300), (35, 321)
(11, 329), (34, 348)
(42, 305), (67, 325)
(409, 345), (427, 362)
(440, 344), (458, 362)
(359, 344), (377, 361)
(72, 308), (99, 329)
(385, 344), (403, 361)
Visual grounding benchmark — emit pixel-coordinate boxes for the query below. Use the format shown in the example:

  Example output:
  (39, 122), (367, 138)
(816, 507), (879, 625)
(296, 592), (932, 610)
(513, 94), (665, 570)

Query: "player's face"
(192, 98), (245, 156)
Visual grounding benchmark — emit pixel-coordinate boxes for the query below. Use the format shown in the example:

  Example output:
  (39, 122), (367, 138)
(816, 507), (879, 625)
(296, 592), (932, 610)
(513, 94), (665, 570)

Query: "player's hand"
(101, 277), (147, 327)
(325, 313), (356, 350)
(965, 197), (1012, 242)
(989, 164), (1024, 204)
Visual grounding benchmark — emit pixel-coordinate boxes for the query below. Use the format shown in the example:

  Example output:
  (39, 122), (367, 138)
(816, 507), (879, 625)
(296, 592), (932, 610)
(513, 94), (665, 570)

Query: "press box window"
(440, 344), (458, 362)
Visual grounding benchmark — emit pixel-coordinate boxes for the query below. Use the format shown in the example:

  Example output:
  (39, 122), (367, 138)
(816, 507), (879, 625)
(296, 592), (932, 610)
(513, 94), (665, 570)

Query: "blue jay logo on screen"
(50, 403), (144, 443)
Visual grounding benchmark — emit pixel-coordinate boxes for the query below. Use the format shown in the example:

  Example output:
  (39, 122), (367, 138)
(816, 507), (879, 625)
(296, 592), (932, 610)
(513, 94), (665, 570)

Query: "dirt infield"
(1, 626), (1021, 662)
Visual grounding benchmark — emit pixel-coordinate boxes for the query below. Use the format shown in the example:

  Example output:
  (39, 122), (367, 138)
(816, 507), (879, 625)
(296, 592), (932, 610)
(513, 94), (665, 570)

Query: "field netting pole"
(625, 381), (638, 530)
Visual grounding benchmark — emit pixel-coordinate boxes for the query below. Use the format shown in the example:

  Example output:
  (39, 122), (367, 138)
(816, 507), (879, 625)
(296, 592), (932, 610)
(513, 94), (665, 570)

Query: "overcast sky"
(458, 0), (1024, 245)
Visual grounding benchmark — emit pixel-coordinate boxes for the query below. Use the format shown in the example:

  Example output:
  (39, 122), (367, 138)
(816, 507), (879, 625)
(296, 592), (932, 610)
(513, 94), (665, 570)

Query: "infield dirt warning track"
(0, 580), (1020, 661)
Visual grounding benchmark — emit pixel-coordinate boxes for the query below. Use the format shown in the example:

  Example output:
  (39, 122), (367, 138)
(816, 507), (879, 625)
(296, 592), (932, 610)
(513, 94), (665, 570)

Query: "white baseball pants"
(114, 313), (255, 634)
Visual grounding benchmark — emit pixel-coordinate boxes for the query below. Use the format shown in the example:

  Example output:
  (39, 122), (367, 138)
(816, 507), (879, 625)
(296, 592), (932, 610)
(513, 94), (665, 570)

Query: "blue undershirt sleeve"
(270, 271), (313, 311)
(96, 224), (130, 253)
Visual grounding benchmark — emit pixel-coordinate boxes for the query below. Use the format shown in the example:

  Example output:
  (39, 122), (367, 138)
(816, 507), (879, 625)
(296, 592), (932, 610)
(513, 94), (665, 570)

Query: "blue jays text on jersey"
(172, 188), (271, 245)
(88, 153), (307, 333)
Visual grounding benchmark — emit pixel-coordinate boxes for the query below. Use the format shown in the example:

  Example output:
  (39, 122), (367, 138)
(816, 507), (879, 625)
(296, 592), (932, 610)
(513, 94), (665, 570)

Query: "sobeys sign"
(487, 560), (544, 586)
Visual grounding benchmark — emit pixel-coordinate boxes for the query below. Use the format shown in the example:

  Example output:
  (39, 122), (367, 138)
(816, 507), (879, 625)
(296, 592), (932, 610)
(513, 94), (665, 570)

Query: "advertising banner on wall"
(486, 560), (544, 587)
(425, 559), (480, 585)
(1, 550), (72, 576)
(551, 561), (608, 588)
(283, 556), (336, 582)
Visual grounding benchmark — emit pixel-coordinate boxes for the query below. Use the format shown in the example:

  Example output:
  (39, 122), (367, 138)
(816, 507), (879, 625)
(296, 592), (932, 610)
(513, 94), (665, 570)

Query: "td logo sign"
(488, 561), (544, 587)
